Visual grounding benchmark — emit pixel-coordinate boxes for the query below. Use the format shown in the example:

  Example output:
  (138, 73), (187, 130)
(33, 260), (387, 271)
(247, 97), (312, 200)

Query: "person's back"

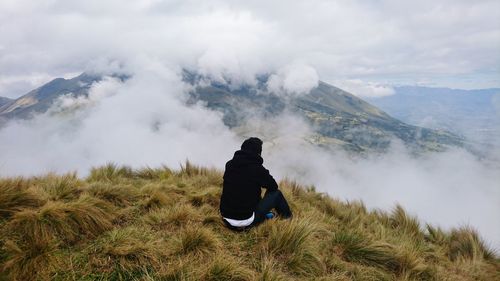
(220, 137), (292, 230)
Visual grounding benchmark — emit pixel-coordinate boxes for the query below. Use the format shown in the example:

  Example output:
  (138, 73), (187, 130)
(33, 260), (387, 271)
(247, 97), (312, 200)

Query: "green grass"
(0, 162), (498, 280)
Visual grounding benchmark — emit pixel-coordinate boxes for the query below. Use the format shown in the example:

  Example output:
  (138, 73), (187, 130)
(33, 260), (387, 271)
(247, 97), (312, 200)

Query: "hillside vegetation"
(0, 162), (498, 280)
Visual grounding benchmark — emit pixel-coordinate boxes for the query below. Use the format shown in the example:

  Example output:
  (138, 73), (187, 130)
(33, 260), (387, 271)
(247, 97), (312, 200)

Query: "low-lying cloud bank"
(266, 134), (500, 249)
(1, 67), (499, 249)
(267, 63), (319, 97)
(334, 79), (395, 98)
(0, 64), (240, 174)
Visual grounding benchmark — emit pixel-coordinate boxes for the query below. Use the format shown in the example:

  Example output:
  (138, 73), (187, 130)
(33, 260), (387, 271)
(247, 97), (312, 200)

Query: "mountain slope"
(367, 86), (500, 145)
(187, 75), (465, 152)
(0, 73), (103, 119)
(0, 97), (12, 107)
(0, 73), (465, 153)
(0, 164), (498, 280)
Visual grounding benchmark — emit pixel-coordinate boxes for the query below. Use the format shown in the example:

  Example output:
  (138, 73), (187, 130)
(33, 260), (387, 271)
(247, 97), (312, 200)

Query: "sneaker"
(265, 212), (275, 219)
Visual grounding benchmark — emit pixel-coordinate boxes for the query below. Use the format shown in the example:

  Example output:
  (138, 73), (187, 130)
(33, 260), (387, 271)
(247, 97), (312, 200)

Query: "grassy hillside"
(0, 162), (498, 280)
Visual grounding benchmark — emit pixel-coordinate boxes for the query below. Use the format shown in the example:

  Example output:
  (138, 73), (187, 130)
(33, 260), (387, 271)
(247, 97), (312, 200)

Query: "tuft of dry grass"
(88, 226), (167, 278)
(157, 256), (197, 281)
(255, 219), (326, 277)
(448, 226), (496, 262)
(35, 172), (82, 201)
(143, 204), (201, 230)
(134, 165), (173, 180)
(330, 229), (431, 278)
(87, 163), (134, 182)
(188, 186), (220, 207)
(253, 255), (287, 281)
(86, 183), (140, 207)
(5, 196), (114, 246)
(179, 161), (222, 186)
(139, 189), (173, 211)
(173, 226), (221, 256)
(425, 224), (449, 245)
(0, 178), (44, 219)
(332, 230), (393, 267)
(390, 204), (422, 239)
(1, 239), (60, 281)
(201, 256), (254, 281)
(257, 219), (315, 256)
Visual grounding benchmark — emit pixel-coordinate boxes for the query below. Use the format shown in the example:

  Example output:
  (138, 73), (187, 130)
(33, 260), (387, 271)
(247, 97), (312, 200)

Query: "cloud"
(1, 0), (499, 99)
(267, 63), (319, 96)
(51, 76), (123, 112)
(334, 79), (395, 98)
(0, 60), (240, 175)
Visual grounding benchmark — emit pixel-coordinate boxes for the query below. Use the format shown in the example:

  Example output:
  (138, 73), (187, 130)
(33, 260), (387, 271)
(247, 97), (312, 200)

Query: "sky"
(0, 0), (499, 247)
(0, 0), (500, 99)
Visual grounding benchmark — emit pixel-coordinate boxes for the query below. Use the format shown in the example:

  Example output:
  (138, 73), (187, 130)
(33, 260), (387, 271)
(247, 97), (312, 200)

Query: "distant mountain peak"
(0, 73), (103, 120)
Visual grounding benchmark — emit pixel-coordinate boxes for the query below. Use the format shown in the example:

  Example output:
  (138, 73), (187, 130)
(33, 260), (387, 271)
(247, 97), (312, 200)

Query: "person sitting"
(219, 137), (292, 231)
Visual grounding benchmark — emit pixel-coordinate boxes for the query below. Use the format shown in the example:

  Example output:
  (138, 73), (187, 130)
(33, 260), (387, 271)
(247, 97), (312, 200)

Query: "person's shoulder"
(257, 164), (270, 174)
(225, 159), (234, 168)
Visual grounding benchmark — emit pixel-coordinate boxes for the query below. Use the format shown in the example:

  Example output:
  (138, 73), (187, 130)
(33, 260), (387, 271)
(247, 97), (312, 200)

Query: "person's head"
(241, 137), (263, 155)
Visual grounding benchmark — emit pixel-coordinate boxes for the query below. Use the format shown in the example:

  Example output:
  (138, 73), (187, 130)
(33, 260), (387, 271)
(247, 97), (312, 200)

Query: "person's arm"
(258, 166), (278, 191)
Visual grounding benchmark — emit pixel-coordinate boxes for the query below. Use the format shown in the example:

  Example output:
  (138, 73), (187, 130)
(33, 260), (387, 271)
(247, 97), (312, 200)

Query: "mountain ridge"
(0, 96), (12, 107)
(0, 73), (103, 120)
(0, 72), (466, 153)
(186, 72), (465, 152)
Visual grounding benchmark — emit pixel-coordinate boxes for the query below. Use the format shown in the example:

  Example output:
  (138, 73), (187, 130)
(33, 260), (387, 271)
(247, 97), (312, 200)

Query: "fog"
(334, 79), (395, 98)
(0, 64), (240, 173)
(0, 0), (499, 249)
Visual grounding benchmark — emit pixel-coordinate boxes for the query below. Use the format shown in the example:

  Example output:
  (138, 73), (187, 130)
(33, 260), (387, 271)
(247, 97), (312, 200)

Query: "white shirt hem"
(223, 212), (255, 227)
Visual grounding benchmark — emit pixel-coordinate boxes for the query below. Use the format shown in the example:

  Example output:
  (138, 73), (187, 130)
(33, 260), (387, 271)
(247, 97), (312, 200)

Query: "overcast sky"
(0, 0), (499, 98)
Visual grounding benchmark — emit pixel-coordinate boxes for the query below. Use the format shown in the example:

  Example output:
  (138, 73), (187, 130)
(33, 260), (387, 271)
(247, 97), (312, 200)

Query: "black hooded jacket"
(220, 150), (278, 220)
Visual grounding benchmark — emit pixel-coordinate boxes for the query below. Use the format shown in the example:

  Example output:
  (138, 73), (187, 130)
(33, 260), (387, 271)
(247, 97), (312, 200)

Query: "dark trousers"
(252, 189), (293, 225)
(222, 189), (292, 231)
